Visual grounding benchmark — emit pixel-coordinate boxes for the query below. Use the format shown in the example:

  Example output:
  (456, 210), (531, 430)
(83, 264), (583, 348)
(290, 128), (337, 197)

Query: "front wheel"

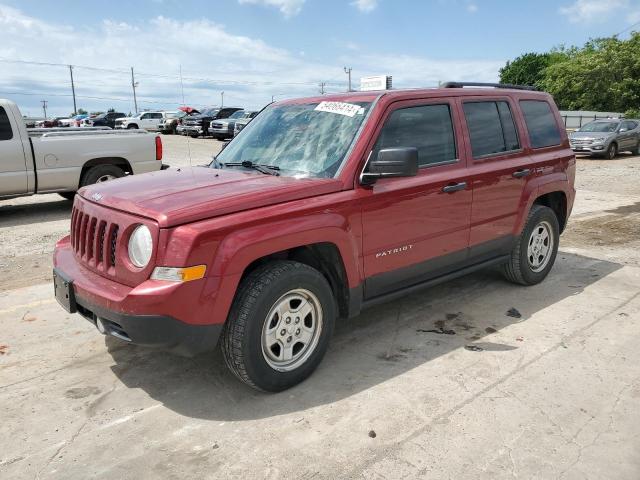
(502, 205), (560, 286)
(221, 261), (336, 392)
(606, 143), (618, 160)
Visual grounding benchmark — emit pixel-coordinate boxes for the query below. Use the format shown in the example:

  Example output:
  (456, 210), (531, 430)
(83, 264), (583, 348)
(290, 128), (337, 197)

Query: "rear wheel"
(59, 192), (75, 201)
(81, 165), (125, 187)
(631, 141), (639, 156)
(606, 142), (618, 159)
(127, 124), (138, 130)
(502, 205), (560, 286)
(221, 260), (336, 392)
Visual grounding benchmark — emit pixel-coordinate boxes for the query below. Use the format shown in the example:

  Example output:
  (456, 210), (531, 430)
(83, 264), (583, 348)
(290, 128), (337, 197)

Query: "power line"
(613, 20), (640, 37)
(0, 57), (342, 87)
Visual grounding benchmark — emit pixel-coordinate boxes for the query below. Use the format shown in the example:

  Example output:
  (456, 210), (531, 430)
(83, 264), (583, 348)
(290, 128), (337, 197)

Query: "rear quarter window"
(520, 100), (562, 149)
(0, 107), (14, 141)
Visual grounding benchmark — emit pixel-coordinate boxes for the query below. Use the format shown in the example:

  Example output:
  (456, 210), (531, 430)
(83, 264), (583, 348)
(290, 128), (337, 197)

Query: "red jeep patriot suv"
(53, 82), (575, 392)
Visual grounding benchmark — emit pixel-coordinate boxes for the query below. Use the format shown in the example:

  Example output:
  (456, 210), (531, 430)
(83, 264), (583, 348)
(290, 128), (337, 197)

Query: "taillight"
(155, 136), (162, 161)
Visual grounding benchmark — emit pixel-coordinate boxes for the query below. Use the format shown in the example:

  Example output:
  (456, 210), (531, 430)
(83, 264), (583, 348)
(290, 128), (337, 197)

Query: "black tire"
(606, 142), (617, 159)
(502, 204), (560, 286)
(59, 192), (76, 201)
(221, 260), (336, 392)
(80, 165), (125, 187)
(127, 124), (138, 130)
(631, 141), (639, 156)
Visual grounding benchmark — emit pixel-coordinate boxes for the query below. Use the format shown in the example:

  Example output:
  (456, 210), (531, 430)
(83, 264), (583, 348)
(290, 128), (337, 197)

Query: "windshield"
(203, 108), (220, 117)
(579, 121), (619, 132)
(214, 100), (372, 178)
(229, 110), (245, 119)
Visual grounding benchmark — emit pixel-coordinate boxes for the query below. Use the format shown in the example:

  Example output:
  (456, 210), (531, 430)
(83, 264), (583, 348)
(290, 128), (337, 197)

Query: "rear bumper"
(53, 236), (225, 357)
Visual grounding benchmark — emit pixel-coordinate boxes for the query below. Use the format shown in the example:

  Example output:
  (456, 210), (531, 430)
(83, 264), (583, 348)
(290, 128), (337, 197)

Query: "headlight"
(128, 225), (153, 268)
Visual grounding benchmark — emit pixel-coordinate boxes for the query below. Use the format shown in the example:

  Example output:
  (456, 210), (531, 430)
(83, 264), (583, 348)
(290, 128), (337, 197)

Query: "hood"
(79, 167), (343, 228)
(570, 131), (613, 140)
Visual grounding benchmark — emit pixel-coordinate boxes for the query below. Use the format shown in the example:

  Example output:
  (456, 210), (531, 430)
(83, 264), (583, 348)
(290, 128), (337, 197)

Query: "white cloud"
(351, 0), (378, 13)
(237, 0), (305, 17)
(559, 0), (630, 23)
(0, 3), (503, 117)
(467, 3), (478, 13)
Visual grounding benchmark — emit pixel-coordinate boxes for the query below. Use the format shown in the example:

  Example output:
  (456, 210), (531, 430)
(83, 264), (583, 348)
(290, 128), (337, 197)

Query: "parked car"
(233, 111), (259, 136)
(53, 83), (575, 392)
(90, 112), (126, 129)
(158, 111), (186, 134)
(37, 117), (68, 128)
(115, 112), (165, 131)
(0, 99), (166, 201)
(178, 107), (243, 137)
(73, 114), (89, 127)
(208, 110), (255, 139)
(569, 118), (640, 158)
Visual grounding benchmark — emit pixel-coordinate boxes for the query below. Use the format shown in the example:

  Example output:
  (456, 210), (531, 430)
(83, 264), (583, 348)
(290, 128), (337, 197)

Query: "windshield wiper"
(219, 160), (280, 176)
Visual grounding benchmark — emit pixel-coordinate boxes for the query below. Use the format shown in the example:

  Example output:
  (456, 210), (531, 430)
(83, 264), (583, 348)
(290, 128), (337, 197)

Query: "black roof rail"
(442, 81), (538, 91)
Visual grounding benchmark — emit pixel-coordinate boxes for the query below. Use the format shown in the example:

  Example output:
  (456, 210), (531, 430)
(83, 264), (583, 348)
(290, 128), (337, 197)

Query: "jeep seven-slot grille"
(70, 206), (119, 268)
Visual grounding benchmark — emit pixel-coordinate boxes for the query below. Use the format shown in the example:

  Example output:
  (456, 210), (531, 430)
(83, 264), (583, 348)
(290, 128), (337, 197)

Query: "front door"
(0, 106), (29, 197)
(360, 99), (472, 299)
(619, 120), (638, 150)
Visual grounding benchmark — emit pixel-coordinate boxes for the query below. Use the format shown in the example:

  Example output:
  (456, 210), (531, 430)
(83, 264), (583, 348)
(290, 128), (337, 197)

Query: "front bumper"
(179, 125), (204, 135)
(53, 237), (223, 357)
(570, 142), (607, 154)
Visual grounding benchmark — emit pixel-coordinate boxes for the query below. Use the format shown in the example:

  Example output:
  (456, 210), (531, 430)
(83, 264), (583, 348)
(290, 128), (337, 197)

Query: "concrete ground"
(1, 135), (639, 479)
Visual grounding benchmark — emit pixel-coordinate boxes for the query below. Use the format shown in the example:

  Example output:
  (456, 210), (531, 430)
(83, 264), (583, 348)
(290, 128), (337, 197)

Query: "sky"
(1, 0), (639, 117)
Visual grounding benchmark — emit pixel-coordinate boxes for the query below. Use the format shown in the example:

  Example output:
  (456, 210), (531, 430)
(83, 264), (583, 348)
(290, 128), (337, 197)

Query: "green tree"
(540, 33), (640, 112)
(77, 108), (88, 115)
(499, 52), (566, 88)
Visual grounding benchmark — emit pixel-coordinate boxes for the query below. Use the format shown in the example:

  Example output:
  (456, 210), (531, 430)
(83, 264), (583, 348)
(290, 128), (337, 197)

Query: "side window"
(0, 107), (14, 141)
(520, 100), (562, 148)
(463, 101), (520, 158)
(153, 113), (162, 119)
(140, 113), (149, 119)
(372, 104), (457, 167)
(622, 120), (637, 131)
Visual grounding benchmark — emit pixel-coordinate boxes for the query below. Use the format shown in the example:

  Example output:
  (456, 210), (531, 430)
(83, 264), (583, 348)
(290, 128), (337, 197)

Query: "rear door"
(0, 105), (29, 196)
(461, 96), (532, 259)
(360, 98), (472, 298)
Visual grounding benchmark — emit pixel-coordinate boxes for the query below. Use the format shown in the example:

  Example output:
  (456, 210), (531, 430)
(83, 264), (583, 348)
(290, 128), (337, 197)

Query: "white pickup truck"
(0, 99), (166, 200)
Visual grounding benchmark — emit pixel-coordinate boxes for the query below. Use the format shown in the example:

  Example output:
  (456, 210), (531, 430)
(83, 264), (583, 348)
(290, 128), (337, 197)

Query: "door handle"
(512, 169), (531, 178)
(442, 182), (467, 193)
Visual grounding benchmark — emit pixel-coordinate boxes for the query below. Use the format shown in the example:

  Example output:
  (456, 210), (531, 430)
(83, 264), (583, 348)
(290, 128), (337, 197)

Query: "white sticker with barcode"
(314, 101), (362, 117)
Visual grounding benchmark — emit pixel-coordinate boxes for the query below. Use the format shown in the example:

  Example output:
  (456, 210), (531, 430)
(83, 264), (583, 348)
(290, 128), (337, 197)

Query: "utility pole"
(69, 65), (77, 115)
(344, 67), (352, 92)
(319, 82), (326, 94)
(221, 91), (224, 108)
(41, 100), (48, 119)
(131, 67), (138, 114)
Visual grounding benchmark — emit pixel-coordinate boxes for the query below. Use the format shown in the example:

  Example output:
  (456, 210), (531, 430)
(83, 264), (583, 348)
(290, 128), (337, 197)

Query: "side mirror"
(361, 147), (419, 185)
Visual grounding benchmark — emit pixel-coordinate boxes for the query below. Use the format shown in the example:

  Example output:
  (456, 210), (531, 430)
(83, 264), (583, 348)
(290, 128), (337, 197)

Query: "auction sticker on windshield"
(314, 101), (363, 117)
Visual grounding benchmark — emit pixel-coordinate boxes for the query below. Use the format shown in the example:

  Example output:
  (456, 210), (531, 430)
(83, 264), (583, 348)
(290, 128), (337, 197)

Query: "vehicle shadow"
(106, 251), (621, 421)
(0, 196), (72, 227)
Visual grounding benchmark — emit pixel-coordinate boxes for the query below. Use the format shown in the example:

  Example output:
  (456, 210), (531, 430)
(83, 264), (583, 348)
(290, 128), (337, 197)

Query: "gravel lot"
(1, 135), (639, 479)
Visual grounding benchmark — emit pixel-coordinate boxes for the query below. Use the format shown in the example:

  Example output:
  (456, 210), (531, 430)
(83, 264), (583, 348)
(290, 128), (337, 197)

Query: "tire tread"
(221, 260), (318, 391)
